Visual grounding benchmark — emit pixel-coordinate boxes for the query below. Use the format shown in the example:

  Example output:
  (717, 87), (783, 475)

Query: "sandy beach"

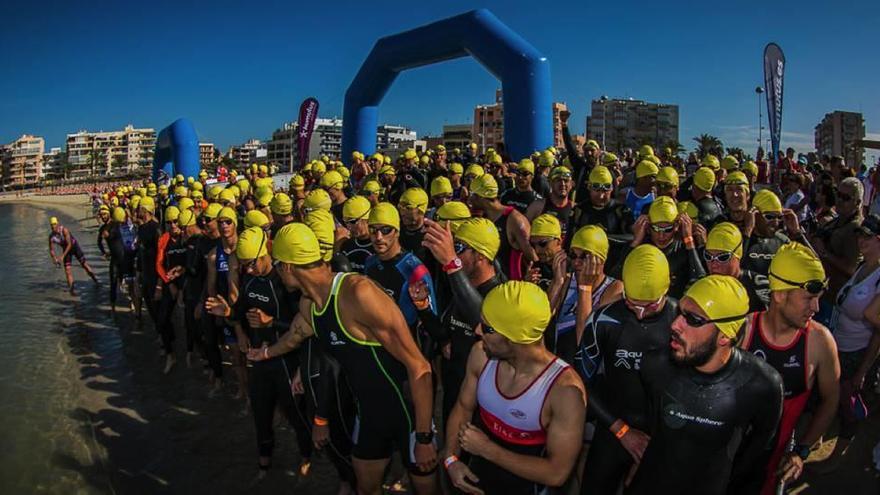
(5, 193), (879, 494)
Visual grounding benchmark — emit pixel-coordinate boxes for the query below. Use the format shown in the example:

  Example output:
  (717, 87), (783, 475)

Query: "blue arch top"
(152, 118), (200, 183)
(342, 9), (552, 162)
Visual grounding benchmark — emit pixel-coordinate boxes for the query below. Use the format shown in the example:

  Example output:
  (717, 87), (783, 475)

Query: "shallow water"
(0, 202), (121, 495)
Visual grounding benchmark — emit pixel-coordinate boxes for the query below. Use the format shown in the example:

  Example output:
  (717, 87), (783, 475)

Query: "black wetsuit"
(106, 222), (137, 306)
(182, 233), (214, 354)
(574, 298), (679, 494)
(310, 272), (426, 473)
(742, 232), (790, 276)
(694, 195), (725, 229)
(156, 233), (187, 354)
(338, 236), (374, 273)
(541, 197), (574, 243)
(233, 268), (312, 461)
(137, 219), (161, 322)
(576, 202), (631, 235)
(500, 188), (540, 214)
(399, 225), (428, 262)
(388, 168), (427, 204)
(416, 270), (503, 419)
(493, 206), (525, 281)
(625, 348), (784, 495)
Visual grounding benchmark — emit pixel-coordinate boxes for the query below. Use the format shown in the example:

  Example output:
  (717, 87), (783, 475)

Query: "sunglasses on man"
(768, 272), (827, 295)
(650, 224), (675, 234)
(369, 225), (395, 236)
(678, 308), (748, 328)
(590, 183), (613, 192)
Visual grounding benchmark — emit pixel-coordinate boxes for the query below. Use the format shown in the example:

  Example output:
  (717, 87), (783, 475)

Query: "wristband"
(614, 423), (630, 439)
(263, 346), (270, 360)
(442, 257), (463, 273)
(681, 236), (693, 246)
(443, 455), (459, 470)
(413, 297), (430, 310)
(313, 416), (328, 427)
(578, 285), (592, 293)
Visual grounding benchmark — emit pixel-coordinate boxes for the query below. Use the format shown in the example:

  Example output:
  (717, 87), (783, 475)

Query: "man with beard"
(398, 187), (429, 261)
(576, 165), (630, 234)
(525, 214), (564, 292)
(500, 158), (541, 214)
(721, 171), (753, 232)
(625, 276), (784, 495)
(625, 161), (658, 220)
(443, 281), (587, 495)
(574, 244), (677, 494)
(738, 243), (840, 494)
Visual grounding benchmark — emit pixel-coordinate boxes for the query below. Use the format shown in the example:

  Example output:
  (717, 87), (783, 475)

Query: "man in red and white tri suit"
(442, 281), (587, 495)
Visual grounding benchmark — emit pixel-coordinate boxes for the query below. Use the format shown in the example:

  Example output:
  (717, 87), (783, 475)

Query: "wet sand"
(8, 193), (880, 494)
(11, 194), (338, 494)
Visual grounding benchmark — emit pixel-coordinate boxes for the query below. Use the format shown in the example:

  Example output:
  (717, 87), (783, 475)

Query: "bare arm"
(444, 342), (487, 458)
(261, 298), (316, 358)
(799, 324), (840, 447)
(205, 248), (217, 298)
(480, 372), (586, 487)
(349, 277), (433, 433)
(61, 228), (73, 258)
(227, 253), (240, 305)
(855, 294), (880, 389)
(48, 238), (57, 261)
(509, 211), (538, 263)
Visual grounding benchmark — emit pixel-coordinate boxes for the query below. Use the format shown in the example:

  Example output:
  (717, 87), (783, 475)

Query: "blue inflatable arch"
(152, 118), (200, 183)
(342, 9), (552, 161)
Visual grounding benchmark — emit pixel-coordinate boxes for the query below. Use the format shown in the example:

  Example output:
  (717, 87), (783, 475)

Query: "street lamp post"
(755, 86), (765, 153)
(600, 95), (609, 151)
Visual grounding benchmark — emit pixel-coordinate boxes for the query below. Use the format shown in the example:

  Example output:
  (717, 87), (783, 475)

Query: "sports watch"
(415, 431), (434, 444)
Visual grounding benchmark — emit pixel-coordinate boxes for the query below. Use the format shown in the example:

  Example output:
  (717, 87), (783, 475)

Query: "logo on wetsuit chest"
(749, 253), (775, 260)
(249, 292), (270, 303)
(782, 354), (801, 368)
(329, 331), (346, 346)
(663, 402), (725, 429)
(614, 349), (642, 370)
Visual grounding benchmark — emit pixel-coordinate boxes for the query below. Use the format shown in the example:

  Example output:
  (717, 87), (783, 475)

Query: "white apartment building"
(65, 124), (156, 179)
(1, 134), (45, 186)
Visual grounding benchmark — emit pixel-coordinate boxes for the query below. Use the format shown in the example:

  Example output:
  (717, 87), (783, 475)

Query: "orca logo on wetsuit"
(249, 292), (270, 303)
(749, 253), (775, 260)
(752, 349), (767, 361)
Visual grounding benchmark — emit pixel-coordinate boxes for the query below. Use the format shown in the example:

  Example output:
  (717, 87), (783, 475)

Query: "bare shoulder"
(807, 319), (838, 355)
(551, 366), (587, 406)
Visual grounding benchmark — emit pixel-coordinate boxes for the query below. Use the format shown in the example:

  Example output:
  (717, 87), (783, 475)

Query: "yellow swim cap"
(636, 160), (659, 179)
(648, 196), (679, 224)
(550, 166), (573, 181)
(370, 152), (384, 162)
(270, 193), (293, 215)
(320, 170), (345, 190)
(368, 202), (400, 230)
(342, 196), (371, 221)
(362, 180), (381, 195)
(706, 222), (743, 258)
(208, 185), (223, 200)
(165, 206), (181, 223)
(191, 190), (204, 201)
(178, 197), (195, 211)
(538, 151), (555, 168)
(236, 179), (250, 194)
(482, 281), (551, 344)
(204, 202), (223, 219)
(768, 242), (826, 292)
(218, 206), (238, 227)
(273, 223), (321, 265)
(701, 154), (721, 170)
(111, 207), (126, 223)
(693, 167), (716, 192)
(721, 155), (740, 171)
(449, 163), (464, 175)
(639, 144), (655, 158)
(174, 186), (188, 198)
(404, 149), (417, 160)
(742, 161), (759, 177)
(305, 209), (335, 262)
(455, 217), (501, 260)
(289, 174), (305, 190)
(436, 201), (472, 233)
(465, 164), (485, 178)
(602, 152), (618, 166)
(244, 210), (270, 228)
(588, 166), (613, 185)
(399, 187), (429, 213)
(622, 244), (671, 301)
(683, 275), (749, 338)
(312, 161), (326, 174)
(470, 174), (498, 199)
(304, 189), (332, 212)
(530, 214), (562, 239)
(218, 189), (236, 204)
(570, 225), (609, 261)
(130, 196), (141, 210)
(430, 176), (453, 197)
(178, 208), (197, 228)
(518, 159), (535, 175)
(237, 227), (268, 260)
(191, 181), (203, 192)
(677, 200), (698, 220)
(337, 166), (350, 179)
(378, 165), (396, 177)
(657, 166), (679, 185)
(139, 196), (156, 214)
(753, 189), (782, 213)
(724, 171), (749, 187)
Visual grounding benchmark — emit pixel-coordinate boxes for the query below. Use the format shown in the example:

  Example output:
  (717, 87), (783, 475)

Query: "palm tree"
(664, 140), (686, 157)
(693, 134), (723, 158)
(725, 147), (745, 161)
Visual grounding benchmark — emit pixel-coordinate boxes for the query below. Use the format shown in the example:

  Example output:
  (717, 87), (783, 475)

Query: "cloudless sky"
(2, 0), (878, 158)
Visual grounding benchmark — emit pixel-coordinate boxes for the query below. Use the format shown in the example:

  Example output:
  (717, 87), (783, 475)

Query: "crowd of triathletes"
(55, 114), (880, 495)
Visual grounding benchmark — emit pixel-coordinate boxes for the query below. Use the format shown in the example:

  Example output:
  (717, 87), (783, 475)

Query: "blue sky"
(1, 0), (878, 158)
